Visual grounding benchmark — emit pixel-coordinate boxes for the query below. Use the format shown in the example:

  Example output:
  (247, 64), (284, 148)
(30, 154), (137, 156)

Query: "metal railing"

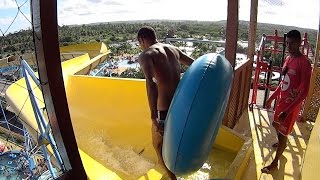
(21, 59), (65, 178)
(165, 37), (226, 44)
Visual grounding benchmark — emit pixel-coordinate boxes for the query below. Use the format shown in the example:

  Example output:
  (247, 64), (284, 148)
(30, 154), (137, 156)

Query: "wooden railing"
(302, 31), (320, 122)
(223, 58), (253, 128)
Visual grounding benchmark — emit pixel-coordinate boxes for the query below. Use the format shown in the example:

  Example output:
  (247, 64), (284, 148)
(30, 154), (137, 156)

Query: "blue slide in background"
(162, 53), (234, 176)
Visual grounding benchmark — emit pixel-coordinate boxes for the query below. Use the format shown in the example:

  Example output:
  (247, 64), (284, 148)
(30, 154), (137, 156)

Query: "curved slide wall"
(5, 52), (250, 179)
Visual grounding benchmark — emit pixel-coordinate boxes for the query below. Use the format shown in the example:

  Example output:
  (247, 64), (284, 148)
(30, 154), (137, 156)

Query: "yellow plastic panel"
(60, 42), (110, 58)
(5, 51), (251, 179)
(301, 113), (320, 180)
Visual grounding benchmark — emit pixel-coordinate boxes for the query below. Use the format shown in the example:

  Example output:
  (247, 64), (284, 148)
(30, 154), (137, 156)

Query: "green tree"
(2, 20), (317, 63)
(237, 44), (247, 54)
(120, 68), (145, 79)
(119, 42), (132, 54)
(263, 51), (284, 67)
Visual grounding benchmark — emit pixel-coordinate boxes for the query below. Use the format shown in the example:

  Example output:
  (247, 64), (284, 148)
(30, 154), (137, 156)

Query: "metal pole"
(22, 67), (56, 178)
(21, 60), (65, 170)
(21, 60), (40, 85)
(93, 62), (109, 76)
(272, 33), (287, 109)
(263, 60), (273, 108)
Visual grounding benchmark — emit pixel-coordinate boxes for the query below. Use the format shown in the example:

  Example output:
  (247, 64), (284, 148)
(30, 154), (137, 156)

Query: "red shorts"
(273, 103), (301, 136)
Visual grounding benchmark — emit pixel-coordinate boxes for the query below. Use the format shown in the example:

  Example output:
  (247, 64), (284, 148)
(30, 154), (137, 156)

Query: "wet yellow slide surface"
(5, 49), (252, 179)
(66, 74), (252, 179)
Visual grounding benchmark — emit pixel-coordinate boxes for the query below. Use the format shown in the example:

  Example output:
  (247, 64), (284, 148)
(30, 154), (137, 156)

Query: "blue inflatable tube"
(162, 53), (234, 176)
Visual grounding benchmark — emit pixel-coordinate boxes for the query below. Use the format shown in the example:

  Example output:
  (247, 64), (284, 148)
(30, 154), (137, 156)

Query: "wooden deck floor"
(234, 106), (313, 180)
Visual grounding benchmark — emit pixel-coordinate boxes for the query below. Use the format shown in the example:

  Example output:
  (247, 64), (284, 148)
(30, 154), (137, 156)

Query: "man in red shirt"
(261, 30), (312, 173)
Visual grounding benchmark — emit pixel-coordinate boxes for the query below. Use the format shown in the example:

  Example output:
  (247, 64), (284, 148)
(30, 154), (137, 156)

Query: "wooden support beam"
(222, 0), (239, 127)
(31, 0), (87, 178)
(247, 0), (258, 60)
(225, 0), (239, 68)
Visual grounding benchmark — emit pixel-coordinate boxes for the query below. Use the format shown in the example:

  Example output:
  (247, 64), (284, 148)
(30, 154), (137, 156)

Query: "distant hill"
(2, 19), (317, 59)
(87, 19), (316, 31)
(85, 19), (317, 44)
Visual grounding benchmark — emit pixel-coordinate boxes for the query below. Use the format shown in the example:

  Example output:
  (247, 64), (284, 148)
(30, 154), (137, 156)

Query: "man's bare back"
(140, 43), (181, 111)
(137, 26), (194, 179)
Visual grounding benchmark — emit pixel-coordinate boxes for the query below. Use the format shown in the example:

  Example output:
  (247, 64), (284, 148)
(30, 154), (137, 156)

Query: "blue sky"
(0, 0), (319, 35)
(0, 0), (31, 34)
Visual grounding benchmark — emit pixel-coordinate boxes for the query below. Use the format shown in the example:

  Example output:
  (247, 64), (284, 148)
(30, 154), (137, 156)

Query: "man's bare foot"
(161, 173), (177, 180)
(169, 174), (177, 180)
(261, 162), (278, 173)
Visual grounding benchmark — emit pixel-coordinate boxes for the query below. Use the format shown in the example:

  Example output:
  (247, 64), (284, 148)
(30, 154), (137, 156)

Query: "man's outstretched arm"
(178, 48), (194, 66)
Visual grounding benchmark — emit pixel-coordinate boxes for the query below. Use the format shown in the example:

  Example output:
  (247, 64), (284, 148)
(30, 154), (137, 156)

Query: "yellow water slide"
(0, 42), (109, 67)
(5, 44), (252, 179)
(60, 42), (110, 59)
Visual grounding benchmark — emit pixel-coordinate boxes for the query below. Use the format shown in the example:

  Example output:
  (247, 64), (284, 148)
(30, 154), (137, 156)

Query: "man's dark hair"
(287, 30), (301, 41)
(137, 26), (157, 41)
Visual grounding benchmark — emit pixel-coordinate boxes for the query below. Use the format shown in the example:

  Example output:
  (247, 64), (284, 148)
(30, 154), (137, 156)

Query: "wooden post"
(313, 25), (320, 68)
(31, 0), (87, 178)
(247, 0), (258, 60)
(222, 0), (239, 127)
(225, 0), (239, 68)
(246, 0), (258, 110)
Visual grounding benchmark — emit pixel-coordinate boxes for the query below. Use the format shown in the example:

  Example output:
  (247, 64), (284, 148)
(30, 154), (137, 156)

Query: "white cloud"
(0, 13), (31, 34)
(0, 17), (14, 26)
(257, 0), (319, 29)
(17, 12), (31, 29)
(1, 0), (318, 32)
(239, 0), (251, 21)
(0, 0), (16, 9)
(57, 0), (318, 29)
(261, 0), (285, 7)
(0, 16), (16, 34)
(57, 0), (228, 25)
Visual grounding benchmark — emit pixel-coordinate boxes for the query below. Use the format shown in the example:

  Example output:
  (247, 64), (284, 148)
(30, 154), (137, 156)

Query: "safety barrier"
(223, 58), (253, 128)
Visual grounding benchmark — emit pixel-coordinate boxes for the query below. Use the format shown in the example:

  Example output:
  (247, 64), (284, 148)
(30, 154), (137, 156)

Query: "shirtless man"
(261, 30), (312, 173)
(137, 26), (194, 179)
